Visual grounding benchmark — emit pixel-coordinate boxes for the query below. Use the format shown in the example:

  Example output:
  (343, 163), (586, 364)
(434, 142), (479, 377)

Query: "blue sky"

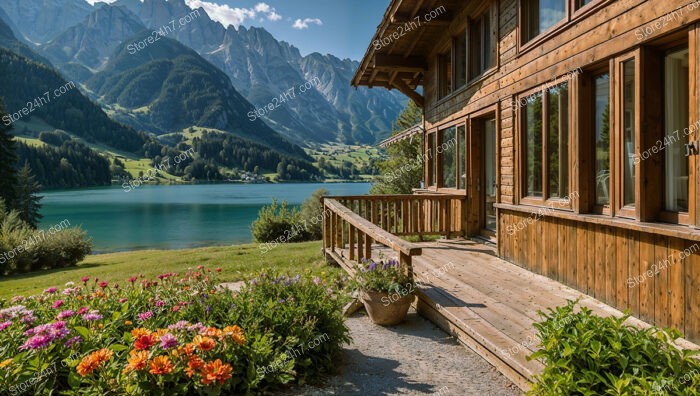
(181, 1), (390, 61)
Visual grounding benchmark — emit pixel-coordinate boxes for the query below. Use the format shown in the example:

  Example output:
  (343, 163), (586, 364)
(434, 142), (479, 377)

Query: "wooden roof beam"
(391, 78), (424, 108)
(374, 55), (427, 71)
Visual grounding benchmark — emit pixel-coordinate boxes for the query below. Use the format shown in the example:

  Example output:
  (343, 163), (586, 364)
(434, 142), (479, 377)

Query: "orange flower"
(222, 325), (246, 345)
(0, 359), (12, 369)
(124, 320), (133, 326)
(123, 350), (149, 373)
(148, 356), (174, 375)
(154, 328), (169, 340)
(200, 359), (233, 385)
(76, 349), (114, 377)
(185, 355), (205, 378)
(131, 328), (152, 338)
(134, 334), (157, 351)
(193, 335), (216, 351)
(203, 327), (222, 338)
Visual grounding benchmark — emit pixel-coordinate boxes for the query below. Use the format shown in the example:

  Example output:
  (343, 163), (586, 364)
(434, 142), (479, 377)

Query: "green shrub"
(298, 188), (328, 240)
(0, 199), (92, 276)
(251, 199), (310, 243)
(528, 300), (700, 395)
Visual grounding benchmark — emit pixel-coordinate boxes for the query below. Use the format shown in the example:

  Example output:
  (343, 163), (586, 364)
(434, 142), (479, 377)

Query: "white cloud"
(292, 18), (323, 30)
(183, 1), (281, 28)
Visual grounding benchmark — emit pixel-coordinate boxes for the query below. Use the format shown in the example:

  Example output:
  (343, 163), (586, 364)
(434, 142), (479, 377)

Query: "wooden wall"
(498, 209), (700, 342)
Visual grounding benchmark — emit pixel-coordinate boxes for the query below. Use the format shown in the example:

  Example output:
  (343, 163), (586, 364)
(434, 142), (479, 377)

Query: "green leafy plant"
(350, 258), (414, 295)
(528, 300), (700, 395)
(251, 199), (311, 243)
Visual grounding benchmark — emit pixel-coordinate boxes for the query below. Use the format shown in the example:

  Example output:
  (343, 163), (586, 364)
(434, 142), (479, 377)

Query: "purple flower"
(138, 311), (153, 321)
(0, 321), (11, 331)
(57, 310), (75, 320)
(369, 262), (377, 272)
(82, 311), (103, 321)
(159, 333), (178, 349)
(167, 321), (190, 331)
(293, 274), (301, 283)
(19, 321), (70, 350)
(44, 287), (58, 294)
(0, 305), (32, 321)
(188, 323), (206, 334)
(65, 336), (82, 347)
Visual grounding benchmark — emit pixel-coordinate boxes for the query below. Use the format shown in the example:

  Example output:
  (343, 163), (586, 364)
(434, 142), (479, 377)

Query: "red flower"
(134, 334), (157, 351)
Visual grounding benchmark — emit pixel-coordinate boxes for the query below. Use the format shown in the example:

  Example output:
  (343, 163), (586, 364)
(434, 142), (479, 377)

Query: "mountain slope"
(0, 0), (92, 43)
(0, 7), (52, 65)
(0, 48), (150, 153)
(41, 5), (146, 70)
(86, 31), (308, 158)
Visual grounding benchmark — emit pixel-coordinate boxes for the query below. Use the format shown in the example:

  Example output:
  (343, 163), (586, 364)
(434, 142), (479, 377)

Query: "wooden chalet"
(323, 0), (700, 389)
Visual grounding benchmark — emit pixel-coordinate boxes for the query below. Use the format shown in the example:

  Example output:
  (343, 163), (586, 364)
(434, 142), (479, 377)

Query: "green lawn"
(0, 241), (338, 299)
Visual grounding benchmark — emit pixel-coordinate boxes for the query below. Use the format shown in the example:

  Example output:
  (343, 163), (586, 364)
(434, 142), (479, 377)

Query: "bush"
(0, 268), (350, 394)
(298, 188), (328, 240)
(528, 300), (700, 395)
(0, 199), (92, 276)
(251, 199), (310, 243)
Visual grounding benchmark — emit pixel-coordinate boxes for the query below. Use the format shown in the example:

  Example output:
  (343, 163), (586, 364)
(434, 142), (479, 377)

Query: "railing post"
(357, 228), (364, 261)
(446, 198), (452, 239)
(400, 251), (414, 281)
(348, 225), (355, 261)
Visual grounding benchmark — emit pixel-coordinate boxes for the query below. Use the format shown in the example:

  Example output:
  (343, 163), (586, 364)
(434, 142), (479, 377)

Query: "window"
(621, 59), (636, 208)
(438, 53), (452, 98)
(440, 127), (457, 189)
(593, 73), (611, 207)
(458, 125), (467, 189)
(522, 82), (571, 203)
(428, 133), (437, 186)
(455, 32), (467, 89)
(663, 47), (690, 213)
(524, 93), (544, 197)
(522, 0), (566, 44)
(469, 11), (494, 80)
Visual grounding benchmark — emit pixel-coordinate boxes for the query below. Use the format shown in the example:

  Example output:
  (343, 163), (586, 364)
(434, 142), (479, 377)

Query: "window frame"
(518, 80), (574, 210)
(432, 119), (468, 193)
(518, 0), (613, 53)
(586, 66), (614, 216)
(468, 7), (497, 83)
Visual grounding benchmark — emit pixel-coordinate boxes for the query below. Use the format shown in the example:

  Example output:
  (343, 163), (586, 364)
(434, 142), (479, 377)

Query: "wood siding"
(499, 209), (700, 341)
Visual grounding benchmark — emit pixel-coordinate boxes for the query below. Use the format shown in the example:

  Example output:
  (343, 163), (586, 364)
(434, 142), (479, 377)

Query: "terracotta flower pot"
(360, 289), (414, 326)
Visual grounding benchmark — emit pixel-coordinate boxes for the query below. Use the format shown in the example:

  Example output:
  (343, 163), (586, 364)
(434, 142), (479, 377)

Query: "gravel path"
(287, 308), (523, 396)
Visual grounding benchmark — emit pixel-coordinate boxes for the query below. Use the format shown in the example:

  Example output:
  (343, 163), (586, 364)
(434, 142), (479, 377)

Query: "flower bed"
(0, 267), (350, 395)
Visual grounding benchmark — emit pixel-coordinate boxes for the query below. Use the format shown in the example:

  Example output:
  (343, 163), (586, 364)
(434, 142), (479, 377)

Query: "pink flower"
(52, 300), (64, 309)
(0, 321), (11, 331)
(155, 300), (165, 307)
(98, 281), (108, 289)
(159, 333), (178, 349)
(138, 311), (153, 321)
(77, 307), (89, 315)
(172, 306), (180, 312)
(119, 298), (128, 304)
(81, 277), (89, 283)
(57, 310), (75, 320)
(82, 311), (103, 321)
(44, 287), (58, 294)
(128, 276), (137, 283)
(313, 277), (321, 285)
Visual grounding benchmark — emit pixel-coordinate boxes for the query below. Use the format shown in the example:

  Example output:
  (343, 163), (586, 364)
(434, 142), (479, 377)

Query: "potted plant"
(351, 258), (416, 326)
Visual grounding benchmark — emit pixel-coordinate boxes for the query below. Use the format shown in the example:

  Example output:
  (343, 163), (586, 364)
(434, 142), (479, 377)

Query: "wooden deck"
(326, 238), (700, 392)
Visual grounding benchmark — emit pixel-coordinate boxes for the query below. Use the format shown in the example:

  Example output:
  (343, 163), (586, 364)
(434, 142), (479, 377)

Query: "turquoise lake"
(38, 183), (370, 253)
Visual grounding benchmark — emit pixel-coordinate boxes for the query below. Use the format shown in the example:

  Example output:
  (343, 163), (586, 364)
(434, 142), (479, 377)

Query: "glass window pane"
(455, 32), (467, 89)
(594, 74), (611, 206)
(458, 126), (467, 189)
(485, 119), (497, 231)
(428, 133), (437, 186)
(524, 0), (566, 42)
(441, 127), (457, 188)
(664, 48), (690, 212)
(469, 18), (483, 80)
(548, 83), (569, 198)
(576, 0), (592, 10)
(525, 93), (543, 197)
(623, 60), (636, 207)
(483, 13), (492, 70)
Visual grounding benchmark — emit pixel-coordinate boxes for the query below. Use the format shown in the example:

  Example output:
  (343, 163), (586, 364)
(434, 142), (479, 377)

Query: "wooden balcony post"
(357, 228), (364, 260)
(400, 251), (414, 280)
(349, 225), (356, 261)
(446, 198), (452, 239)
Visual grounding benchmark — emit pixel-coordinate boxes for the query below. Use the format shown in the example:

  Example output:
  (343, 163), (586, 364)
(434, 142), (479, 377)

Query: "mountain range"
(0, 0), (406, 146)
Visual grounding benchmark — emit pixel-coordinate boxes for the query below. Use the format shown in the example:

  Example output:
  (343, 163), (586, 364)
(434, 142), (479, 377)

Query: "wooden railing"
(331, 194), (465, 238)
(321, 194), (465, 274)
